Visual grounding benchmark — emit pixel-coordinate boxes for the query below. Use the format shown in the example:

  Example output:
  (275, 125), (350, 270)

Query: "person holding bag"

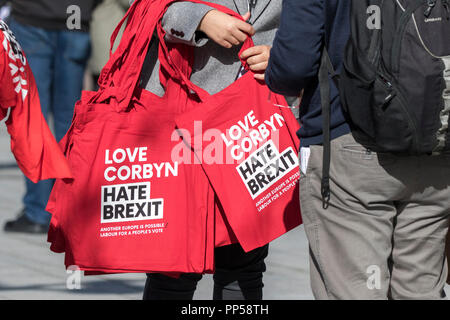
(133, 0), (284, 300)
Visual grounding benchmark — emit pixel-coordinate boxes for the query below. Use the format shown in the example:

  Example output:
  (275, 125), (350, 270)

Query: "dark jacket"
(265, 0), (351, 147)
(11, 0), (100, 32)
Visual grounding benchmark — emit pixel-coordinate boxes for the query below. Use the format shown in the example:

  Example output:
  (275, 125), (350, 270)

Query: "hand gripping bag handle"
(156, 0), (256, 102)
(90, 0), (254, 110)
(63, 0), (192, 161)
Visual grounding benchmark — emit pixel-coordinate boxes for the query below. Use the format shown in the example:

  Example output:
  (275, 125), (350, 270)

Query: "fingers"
(198, 10), (254, 48)
(254, 73), (265, 81)
(247, 54), (268, 68)
(227, 20), (254, 45)
(240, 45), (271, 60)
(222, 21), (252, 47)
(217, 33), (242, 48)
(230, 28), (248, 44)
(240, 45), (271, 69)
(224, 35), (240, 46)
(249, 61), (268, 72)
(235, 19), (255, 36)
(219, 40), (233, 49)
(241, 11), (251, 22)
(240, 45), (271, 80)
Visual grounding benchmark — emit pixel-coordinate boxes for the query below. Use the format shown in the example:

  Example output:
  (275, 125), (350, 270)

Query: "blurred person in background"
(3, 0), (100, 234)
(88, 0), (129, 90)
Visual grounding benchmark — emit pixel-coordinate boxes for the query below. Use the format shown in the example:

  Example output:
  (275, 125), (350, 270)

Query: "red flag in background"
(0, 20), (72, 182)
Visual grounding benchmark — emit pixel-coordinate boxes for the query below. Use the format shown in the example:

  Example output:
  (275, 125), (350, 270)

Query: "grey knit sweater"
(135, 0), (280, 97)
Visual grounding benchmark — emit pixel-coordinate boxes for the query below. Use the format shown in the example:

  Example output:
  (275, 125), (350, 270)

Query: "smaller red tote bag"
(46, 0), (215, 274)
(163, 3), (303, 252)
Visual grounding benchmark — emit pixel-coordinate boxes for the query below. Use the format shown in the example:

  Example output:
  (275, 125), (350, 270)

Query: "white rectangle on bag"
(237, 140), (299, 200)
(300, 147), (311, 175)
(101, 182), (164, 223)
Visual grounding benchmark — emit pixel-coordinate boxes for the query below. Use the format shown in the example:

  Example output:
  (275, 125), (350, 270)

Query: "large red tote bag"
(46, 0), (215, 274)
(159, 3), (303, 252)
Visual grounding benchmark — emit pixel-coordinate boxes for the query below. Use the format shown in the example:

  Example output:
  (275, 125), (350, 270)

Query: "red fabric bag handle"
(96, 0), (146, 89)
(156, 0), (256, 102)
(90, 0), (256, 110)
(92, 0), (189, 111)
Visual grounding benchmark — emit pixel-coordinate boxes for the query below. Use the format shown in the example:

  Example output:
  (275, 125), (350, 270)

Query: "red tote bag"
(159, 4), (303, 252)
(175, 77), (303, 252)
(46, 0), (215, 274)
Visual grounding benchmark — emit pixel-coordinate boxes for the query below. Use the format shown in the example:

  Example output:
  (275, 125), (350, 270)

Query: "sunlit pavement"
(0, 124), (312, 300)
(1, 124), (448, 300)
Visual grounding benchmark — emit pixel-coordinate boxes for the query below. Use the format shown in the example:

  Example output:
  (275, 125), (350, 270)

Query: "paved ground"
(1, 123), (449, 300)
(0, 124), (313, 300)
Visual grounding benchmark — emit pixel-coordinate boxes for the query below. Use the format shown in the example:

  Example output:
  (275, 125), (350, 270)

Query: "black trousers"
(143, 243), (269, 300)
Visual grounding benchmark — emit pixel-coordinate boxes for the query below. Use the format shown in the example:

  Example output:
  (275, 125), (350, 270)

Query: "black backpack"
(320, 0), (450, 207)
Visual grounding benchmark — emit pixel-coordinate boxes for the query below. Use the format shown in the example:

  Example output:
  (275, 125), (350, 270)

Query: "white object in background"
(0, 5), (11, 21)
(300, 147), (310, 175)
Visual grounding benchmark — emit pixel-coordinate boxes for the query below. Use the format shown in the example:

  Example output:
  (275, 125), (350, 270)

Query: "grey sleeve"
(128, 1), (213, 46)
(161, 2), (214, 46)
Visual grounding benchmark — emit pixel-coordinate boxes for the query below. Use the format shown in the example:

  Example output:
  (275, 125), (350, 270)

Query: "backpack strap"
(319, 46), (338, 209)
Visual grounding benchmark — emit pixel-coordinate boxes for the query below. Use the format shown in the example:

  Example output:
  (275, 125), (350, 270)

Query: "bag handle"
(156, 0), (256, 102)
(97, 0), (144, 89)
(92, 0), (187, 111)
